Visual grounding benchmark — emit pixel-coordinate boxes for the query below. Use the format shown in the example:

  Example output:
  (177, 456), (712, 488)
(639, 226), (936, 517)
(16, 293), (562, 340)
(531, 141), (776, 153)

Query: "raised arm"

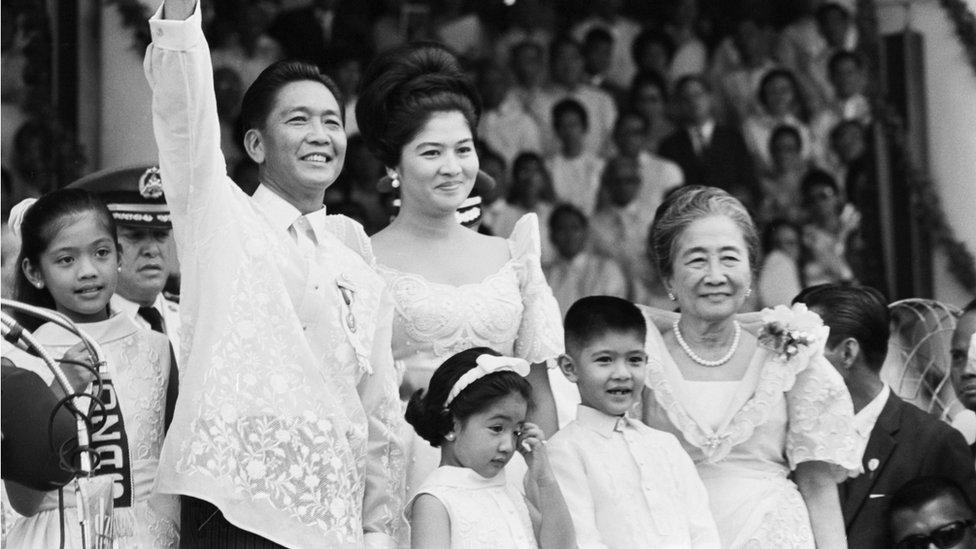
(145, 0), (230, 231)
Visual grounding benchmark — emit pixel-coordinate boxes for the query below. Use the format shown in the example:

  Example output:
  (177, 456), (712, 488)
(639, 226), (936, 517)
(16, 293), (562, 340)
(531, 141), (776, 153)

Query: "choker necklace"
(672, 319), (741, 367)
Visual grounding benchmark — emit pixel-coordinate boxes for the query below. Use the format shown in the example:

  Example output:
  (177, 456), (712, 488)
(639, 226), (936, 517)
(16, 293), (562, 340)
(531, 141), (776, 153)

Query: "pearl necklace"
(672, 319), (742, 367)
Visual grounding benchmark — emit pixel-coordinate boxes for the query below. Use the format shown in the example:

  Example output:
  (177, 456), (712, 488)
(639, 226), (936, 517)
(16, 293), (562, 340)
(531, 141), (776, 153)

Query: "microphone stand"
(1, 299), (112, 548)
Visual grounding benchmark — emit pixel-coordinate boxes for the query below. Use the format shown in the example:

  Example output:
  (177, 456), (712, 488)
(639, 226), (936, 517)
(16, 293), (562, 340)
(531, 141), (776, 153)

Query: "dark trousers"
(179, 495), (285, 548)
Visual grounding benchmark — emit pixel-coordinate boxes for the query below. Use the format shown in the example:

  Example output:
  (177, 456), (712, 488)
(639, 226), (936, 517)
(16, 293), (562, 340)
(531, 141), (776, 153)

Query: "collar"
(575, 404), (629, 439)
(111, 293), (164, 318)
(854, 384), (890, 438)
(33, 312), (140, 347)
(252, 184), (328, 242)
(688, 119), (716, 142)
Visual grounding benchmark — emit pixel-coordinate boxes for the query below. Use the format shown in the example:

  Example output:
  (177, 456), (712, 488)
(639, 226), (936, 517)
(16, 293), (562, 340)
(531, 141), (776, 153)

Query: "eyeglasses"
(894, 520), (975, 549)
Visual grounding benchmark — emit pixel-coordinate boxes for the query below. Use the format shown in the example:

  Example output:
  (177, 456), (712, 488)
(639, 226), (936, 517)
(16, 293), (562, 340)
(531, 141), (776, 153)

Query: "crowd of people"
(1, 0), (975, 548)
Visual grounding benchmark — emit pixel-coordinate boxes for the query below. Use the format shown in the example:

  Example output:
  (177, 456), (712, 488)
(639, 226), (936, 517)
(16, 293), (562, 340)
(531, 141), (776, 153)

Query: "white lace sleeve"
(509, 214), (564, 364)
(785, 341), (862, 480)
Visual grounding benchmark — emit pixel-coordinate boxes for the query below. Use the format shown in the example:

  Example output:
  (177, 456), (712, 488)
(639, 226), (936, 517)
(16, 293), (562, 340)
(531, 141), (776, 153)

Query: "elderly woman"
(640, 186), (861, 548)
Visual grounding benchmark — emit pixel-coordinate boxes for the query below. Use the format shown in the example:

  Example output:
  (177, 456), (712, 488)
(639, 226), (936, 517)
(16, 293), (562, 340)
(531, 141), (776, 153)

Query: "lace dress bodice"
(378, 214), (564, 392)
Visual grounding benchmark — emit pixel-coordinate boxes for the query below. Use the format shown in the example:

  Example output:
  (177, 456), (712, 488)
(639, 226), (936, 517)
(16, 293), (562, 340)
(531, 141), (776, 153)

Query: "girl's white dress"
(406, 466), (537, 549)
(5, 313), (179, 548)
(377, 214), (564, 500)
(640, 305), (861, 548)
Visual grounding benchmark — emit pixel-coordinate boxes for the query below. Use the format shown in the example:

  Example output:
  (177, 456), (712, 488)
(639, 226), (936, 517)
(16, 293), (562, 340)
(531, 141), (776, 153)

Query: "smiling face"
(249, 80), (347, 197)
(396, 110), (478, 216)
(24, 212), (119, 323)
(445, 392), (528, 478)
(891, 494), (976, 549)
(563, 330), (648, 416)
(951, 311), (976, 411)
(666, 215), (752, 322)
(116, 226), (171, 306)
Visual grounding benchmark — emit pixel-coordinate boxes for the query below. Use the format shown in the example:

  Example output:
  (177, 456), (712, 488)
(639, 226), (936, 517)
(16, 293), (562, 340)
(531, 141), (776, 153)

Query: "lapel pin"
(868, 458), (879, 472)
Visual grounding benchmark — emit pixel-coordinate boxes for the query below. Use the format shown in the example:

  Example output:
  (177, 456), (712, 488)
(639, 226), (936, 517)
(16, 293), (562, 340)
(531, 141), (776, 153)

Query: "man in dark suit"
(657, 74), (757, 208)
(795, 284), (976, 549)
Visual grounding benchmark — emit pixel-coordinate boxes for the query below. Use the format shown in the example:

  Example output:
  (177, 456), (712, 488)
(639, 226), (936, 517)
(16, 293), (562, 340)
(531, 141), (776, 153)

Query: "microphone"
(1, 316), (42, 357)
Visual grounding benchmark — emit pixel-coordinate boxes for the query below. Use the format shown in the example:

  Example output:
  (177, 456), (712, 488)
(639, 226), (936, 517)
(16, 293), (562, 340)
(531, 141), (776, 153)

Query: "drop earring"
(390, 172), (400, 189)
(667, 291), (676, 301)
(745, 287), (753, 297)
(34, 281), (44, 289)
(444, 432), (456, 442)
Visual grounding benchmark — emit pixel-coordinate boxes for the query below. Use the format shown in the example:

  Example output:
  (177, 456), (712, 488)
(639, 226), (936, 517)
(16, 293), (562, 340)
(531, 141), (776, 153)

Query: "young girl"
(4, 189), (179, 548)
(404, 347), (575, 549)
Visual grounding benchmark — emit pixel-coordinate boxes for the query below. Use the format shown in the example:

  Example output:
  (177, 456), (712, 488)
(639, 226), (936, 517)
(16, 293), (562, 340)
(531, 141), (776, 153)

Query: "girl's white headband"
(444, 354), (530, 408)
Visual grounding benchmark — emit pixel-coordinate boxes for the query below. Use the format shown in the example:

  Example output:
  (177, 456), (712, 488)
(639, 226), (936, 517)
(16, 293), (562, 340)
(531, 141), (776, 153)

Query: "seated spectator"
(493, 0), (555, 67)
(332, 55), (363, 136)
(492, 152), (557, 264)
(658, 75), (758, 208)
(628, 71), (675, 152)
(546, 99), (606, 216)
(889, 477), (976, 549)
(432, 0), (489, 62)
(812, 50), (872, 164)
(476, 62), (543, 167)
(589, 156), (656, 302)
(710, 14), (776, 125)
(742, 68), (814, 172)
(663, 0), (708, 81)
(757, 219), (803, 308)
(795, 284), (976, 549)
(950, 300), (976, 448)
(807, 1), (861, 108)
(544, 204), (627, 316)
(611, 110), (683, 215)
(630, 29), (676, 90)
(570, 0), (641, 89)
(800, 169), (858, 285)
(582, 28), (626, 106)
(534, 36), (617, 156)
(214, 66), (245, 170)
(757, 125), (809, 225)
(209, 2), (284, 88)
(830, 119), (886, 289)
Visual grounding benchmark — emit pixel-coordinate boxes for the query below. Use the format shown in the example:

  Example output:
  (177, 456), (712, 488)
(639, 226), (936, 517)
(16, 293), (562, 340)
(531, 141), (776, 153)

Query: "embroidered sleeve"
(510, 214), (564, 363)
(359, 288), (407, 542)
(785, 350), (862, 480)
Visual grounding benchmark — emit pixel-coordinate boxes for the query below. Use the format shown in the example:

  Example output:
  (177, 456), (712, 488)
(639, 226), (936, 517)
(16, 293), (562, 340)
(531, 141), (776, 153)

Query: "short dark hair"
(508, 152), (555, 204)
(615, 110), (650, 133)
(674, 74), (712, 96)
(762, 218), (801, 254)
(404, 347), (533, 447)
(549, 203), (588, 232)
(889, 476), (975, 522)
(769, 124), (803, 155)
(583, 27), (614, 49)
(758, 68), (811, 122)
(629, 70), (670, 106)
(356, 42), (481, 167)
(801, 168), (840, 199)
(828, 49), (864, 76)
(816, 2), (851, 25)
(552, 98), (589, 131)
(509, 40), (543, 66)
(240, 60), (345, 133)
(793, 283), (890, 370)
(564, 296), (646, 354)
(631, 28), (676, 66)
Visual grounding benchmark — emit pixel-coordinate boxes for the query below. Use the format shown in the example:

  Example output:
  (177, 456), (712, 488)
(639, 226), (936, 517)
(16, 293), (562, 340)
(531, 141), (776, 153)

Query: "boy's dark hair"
(793, 283), (890, 370)
(889, 476), (975, 521)
(240, 60), (345, 133)
(404, 347), (533, 448)
(552, 98), (589, 131)
(564, 296), (646, 354)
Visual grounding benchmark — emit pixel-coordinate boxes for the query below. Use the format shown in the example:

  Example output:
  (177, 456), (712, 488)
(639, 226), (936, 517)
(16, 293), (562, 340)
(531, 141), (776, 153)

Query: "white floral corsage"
(758, 304), (823, 361)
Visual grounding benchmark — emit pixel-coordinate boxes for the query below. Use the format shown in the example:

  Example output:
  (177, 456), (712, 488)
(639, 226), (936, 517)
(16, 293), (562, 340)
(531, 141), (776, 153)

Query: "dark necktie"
(137, 306), (165, 334)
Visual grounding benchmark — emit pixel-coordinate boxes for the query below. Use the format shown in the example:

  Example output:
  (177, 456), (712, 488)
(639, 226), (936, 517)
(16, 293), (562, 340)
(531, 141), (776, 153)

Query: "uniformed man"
(68, 165), (181, 354)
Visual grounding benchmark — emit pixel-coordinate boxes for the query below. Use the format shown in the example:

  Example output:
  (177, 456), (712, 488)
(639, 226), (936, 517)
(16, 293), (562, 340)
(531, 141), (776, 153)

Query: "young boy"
(547, 296), (720, 548)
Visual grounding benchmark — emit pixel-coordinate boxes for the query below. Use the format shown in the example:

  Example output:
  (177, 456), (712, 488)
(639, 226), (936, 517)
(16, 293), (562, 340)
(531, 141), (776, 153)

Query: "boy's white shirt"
(547, 404), (721, 548)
